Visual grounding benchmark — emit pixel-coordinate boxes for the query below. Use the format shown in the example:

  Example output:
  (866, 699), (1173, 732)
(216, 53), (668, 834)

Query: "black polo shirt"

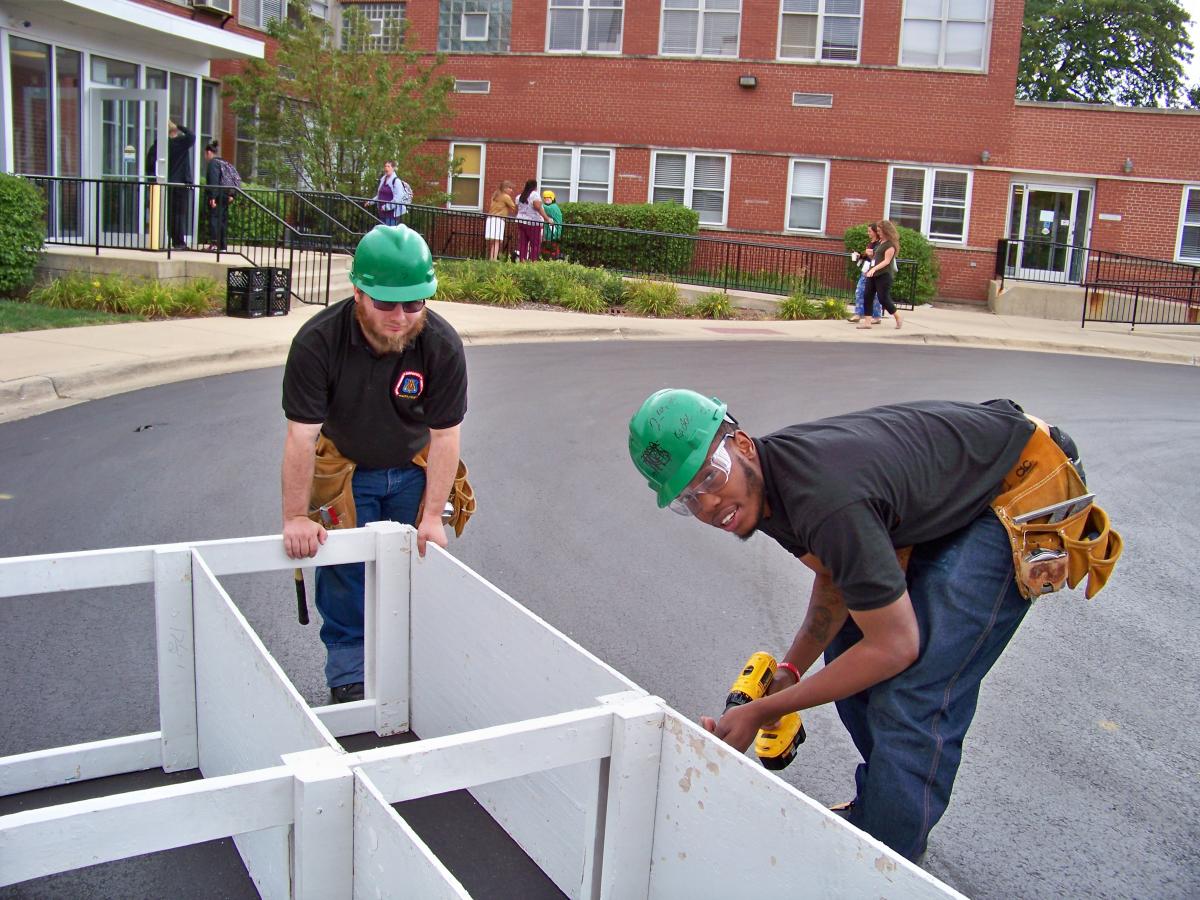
(753, 400), (1033, 611)
(282, 298), (467, 470)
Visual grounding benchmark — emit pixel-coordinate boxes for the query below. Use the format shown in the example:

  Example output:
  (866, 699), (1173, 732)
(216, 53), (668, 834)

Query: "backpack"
(395, 179), (413, 215)
(215, 158), (242, 189)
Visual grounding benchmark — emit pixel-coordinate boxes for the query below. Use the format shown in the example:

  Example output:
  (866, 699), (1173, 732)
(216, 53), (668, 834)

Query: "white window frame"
(785, 158), (830, 234)
(239, 0), (288, 30)
(546, 0), (625, 55)
(777, 0), (862, 64)
(461, 11), (489, 42)
(659, 0), (742, 59)
(885, 164), (972, 244)
(447, 142), (485, 210)
(537, 145), (616, 203)
(649, 150), (731, 227)
(899, 0), (991, 71)
(1177, 185), (1200, 264)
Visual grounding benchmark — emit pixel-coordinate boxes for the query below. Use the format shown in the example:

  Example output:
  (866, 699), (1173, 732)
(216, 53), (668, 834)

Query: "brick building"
(4, 0), (1199, 302)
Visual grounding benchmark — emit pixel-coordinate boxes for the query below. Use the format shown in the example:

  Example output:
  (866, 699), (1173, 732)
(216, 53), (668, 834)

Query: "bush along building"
(4, 1), (1199, 305)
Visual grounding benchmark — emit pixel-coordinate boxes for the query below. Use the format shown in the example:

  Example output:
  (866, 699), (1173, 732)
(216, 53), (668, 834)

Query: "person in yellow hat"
(541, 189), (563, 259)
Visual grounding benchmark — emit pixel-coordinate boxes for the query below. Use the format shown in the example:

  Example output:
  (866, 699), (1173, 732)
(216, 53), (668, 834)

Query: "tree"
(224, 8), (455, 198)
(1018, 0), (1195, 107)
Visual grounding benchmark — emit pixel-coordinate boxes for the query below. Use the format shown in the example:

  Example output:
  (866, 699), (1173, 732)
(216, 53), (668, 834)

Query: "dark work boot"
(330, 682), (364, 704)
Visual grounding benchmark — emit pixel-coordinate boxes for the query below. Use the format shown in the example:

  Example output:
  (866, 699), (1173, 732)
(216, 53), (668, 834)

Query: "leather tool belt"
(307, 435), (476, 538)
(991, 418), (1122, 601)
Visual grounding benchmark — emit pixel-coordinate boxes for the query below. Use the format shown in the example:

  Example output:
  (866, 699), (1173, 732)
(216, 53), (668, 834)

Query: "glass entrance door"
(1007, 184), (1092, 282)
(88, 88), (168, 247)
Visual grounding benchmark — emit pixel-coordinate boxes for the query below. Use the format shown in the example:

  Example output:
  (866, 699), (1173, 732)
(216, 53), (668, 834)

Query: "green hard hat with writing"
(349, 224), (437, 303)
(628, 388), (728, 508)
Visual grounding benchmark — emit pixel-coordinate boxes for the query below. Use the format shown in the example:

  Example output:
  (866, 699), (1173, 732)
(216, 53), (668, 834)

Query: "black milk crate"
(227, 267), (290, 318)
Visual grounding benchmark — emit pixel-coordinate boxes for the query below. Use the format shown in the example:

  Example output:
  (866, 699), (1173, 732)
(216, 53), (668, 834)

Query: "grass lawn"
(0, 300), (142, 334)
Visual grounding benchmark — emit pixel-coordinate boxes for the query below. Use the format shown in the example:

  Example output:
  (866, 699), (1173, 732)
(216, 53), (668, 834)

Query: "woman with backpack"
(372, 161), (411, 226)
(203, 141), (240, 252)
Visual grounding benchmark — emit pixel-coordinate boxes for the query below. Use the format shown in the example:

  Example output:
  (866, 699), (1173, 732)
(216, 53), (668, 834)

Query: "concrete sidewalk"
(2, 298), (1198, 423)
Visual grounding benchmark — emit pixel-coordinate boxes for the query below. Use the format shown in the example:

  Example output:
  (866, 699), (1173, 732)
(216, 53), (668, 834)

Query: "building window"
(1179, 187), (1200, 262)
(651, 151), (729, 225)
(547, 0), (624, 53)
(887, 166), (970, 242)
(449, 142), (484, 209)
(900, 0), (989, 70)
(461, 11), (489, 40)
(239, 0), (288, 30)
(779, 0), (861, 62)
(343, 3), (407, 51)
(539, 146), (614, 202)
(439, 1), (511, 52)
(786, 159), (828, 233)
(660, 0), (741, 58)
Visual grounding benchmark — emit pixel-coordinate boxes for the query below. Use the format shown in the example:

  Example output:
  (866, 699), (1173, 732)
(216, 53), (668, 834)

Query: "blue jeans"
(315, 464), (426, 687)
(825, 510), (1028, 860)
(854, 274), (882, 319)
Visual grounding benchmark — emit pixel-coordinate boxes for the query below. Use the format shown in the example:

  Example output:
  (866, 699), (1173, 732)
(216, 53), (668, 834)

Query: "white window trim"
(884, 164), (973, 244)
(448, 142), (486, 210)
(537, 145), (616, 203)
(545, 0), (625, 55)
(648, 149), (731, 227)
(658, 0), (742, 59)
(1176, 184), (1200, 264)
(461, 11), (489, 42)
(785, 158), (830, 234)
(898, 0), (992, 72)
(776, 0), (861, 64)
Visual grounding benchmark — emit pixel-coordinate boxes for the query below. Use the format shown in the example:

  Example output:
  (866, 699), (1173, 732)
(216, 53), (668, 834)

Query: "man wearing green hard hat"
(281, 224), (468, 703)
(628, 388), (1118, 862)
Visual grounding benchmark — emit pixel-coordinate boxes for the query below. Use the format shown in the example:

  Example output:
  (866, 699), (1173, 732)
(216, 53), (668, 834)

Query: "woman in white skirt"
(485, 180), (516, 261)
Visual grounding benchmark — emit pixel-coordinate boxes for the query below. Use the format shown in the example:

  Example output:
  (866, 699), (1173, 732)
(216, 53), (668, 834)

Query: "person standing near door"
(157, 119), (195, 249)
(203, 141), (238, 252)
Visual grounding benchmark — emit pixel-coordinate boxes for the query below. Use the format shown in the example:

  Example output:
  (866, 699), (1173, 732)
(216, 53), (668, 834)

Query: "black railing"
(22, 175), (335, 306)
(996, 237), (1200, 327)
(396, 203), (918, 307)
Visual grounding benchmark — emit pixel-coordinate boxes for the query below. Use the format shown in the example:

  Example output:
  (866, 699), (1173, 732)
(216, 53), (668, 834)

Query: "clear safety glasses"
(669, 432), (735, 516)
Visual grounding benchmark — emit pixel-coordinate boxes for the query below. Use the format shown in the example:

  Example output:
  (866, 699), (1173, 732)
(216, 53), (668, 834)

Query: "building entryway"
(1004, 182), (1093, 283)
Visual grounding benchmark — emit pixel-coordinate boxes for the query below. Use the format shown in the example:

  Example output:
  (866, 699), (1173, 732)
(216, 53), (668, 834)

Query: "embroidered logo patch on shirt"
(394, 370), (424, 399)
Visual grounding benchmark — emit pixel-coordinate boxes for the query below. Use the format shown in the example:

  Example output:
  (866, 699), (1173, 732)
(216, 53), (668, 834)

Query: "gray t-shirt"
(754, 399), (1033, 610)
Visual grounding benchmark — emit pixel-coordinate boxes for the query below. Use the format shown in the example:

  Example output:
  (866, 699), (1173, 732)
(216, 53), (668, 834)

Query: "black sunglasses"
(369, 297), (426, 313)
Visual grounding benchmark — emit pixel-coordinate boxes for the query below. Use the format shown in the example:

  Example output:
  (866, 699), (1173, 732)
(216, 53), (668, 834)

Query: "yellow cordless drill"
(725, 652), (806, 771)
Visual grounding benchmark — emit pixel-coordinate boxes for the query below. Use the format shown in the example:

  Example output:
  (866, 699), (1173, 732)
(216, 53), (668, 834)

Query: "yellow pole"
(148, 183), (162, 250)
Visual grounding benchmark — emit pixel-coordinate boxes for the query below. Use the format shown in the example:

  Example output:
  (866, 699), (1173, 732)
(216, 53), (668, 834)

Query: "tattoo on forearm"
(809, 605), (834, 644)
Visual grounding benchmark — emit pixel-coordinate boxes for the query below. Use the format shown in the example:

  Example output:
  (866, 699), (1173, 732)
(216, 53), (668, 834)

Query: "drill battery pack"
(726, 652), (806, 770)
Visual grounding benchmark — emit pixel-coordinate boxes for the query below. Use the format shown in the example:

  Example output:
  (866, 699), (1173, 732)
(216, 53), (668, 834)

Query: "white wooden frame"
(0, 526), (964, 899)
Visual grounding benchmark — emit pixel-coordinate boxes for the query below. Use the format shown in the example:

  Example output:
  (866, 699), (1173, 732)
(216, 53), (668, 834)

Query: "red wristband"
(777, 661), (801, 682)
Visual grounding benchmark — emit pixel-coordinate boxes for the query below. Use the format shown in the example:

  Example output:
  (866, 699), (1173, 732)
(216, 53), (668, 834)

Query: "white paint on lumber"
(0, 766), (293, 886)
(368, 522), (411, 736)
(154, 548), (198, 772)
(0, 732), (161, 797)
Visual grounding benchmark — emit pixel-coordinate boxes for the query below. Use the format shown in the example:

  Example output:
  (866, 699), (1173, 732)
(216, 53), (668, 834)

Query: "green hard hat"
(628, 389), (728, 508)
(349, 224), (437, 303)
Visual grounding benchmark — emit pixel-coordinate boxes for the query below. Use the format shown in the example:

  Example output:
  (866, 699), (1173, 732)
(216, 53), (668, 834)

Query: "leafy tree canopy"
(224, 9), (455, 197)
(1019, 0), (1196, 108)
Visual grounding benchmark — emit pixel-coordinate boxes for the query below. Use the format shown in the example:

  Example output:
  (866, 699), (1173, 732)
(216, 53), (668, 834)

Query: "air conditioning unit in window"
(191, 0), (233, 15)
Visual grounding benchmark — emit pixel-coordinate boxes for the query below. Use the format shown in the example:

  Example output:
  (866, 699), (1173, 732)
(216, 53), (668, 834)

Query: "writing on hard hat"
(628, 389), (728, 508)
(349, 224), (437, 303)
(542, 189), (555, 203)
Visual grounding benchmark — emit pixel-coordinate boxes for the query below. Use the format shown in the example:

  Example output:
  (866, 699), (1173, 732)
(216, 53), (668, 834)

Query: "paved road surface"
(1, 341), (1197, 899)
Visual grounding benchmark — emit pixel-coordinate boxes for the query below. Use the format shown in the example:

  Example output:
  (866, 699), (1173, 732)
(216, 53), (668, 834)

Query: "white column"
(368, 521), (412, 736)
(287, 747), (354, 900)
(153, 548), (198, 772)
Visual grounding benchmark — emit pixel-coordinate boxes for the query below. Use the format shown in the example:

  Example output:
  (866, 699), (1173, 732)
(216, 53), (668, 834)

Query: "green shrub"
(843, 223), (939, 305)
(433, 274), (461, 302)
(556, 282), (607, 314)
(474, 270), (523, 308)
(558, 202), (698, 275)
(0, 174), (47, 295)
(508, 261), (562, 303)
(624, 278), (680, 317)
(820, 297), (850, 320)
(227, 184), (287, 243)
(27, 272), (220, 318)
(688, 291), (735, 319)
(775, 292), (823, 320)
(171, 277), (223, 316)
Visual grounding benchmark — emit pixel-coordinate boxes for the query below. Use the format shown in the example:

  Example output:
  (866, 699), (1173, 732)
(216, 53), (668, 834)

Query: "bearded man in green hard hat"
(628, 388), (1112, 863)
(281, 224), (467, 704)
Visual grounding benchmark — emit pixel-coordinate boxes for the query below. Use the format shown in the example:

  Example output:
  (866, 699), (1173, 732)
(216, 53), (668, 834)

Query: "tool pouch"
(991, 424), (1121, 601)
(308, 433), (357, 530)
(412, 447), (477, 538)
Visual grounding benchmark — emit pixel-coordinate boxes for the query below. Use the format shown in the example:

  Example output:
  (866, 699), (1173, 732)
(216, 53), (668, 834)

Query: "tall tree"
(1018, 0), (1195, 107)
(224, 9), (454, 197)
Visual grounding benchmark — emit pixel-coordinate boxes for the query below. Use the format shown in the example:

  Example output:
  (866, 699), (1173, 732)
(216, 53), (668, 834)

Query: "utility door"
(88, 87), (169, 248)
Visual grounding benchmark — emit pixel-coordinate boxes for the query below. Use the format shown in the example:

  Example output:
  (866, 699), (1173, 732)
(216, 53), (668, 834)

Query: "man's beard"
(356, 303), (427, 354)
(735, 454), (764, 542)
